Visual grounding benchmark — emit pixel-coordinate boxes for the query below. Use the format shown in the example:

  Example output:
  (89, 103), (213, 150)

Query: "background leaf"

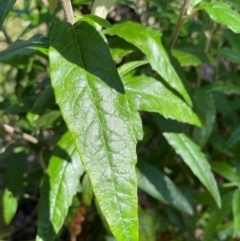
(163, 133), (221, 208)
(108, 21), (192, 106)
(123, 75), (201, 126)
(37, 132), (85, 241)
(233, 189), (240, 237)
(136, 161), (193, 214)
(202, 2), (240, 34)
(49, 20), (138, 241)
(0, 0), (16, 29)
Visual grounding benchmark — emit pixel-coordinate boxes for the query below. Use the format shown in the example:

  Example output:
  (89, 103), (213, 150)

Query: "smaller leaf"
(4, 151), (27, 197)
(75, 14), (111, 28)
(164, 133), (221, 208)
(172, 49), (208, 67)
(228, 126), (240, 147)
(82, 173), (94, 206)
(218, 48), (240, 65)
(118, 60), (148, 77)
(233, 189), (240, 237)
(108, 21), (192, 105)
(202, 2), (240, 34)
(138, 207), (157, 241)
(0, 35), (49, 64)
(37, 132), (85, 241)
(206, 81), (240, 95)
(123, 75), (201, 126)
(0, 0), (16, 29)
(211, 161), (240, 183)
(136, 161), (193, 214)
(2, 188), (18, 225)
(203, 191), (233, 241)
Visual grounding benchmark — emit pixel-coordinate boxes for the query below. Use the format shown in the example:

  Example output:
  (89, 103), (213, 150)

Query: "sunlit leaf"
(202, 2), (240, 33)
(108, 21), (192, 105)
(123, 75), (201, 126)
(233, 189), (240, 237)
(37, 132), (85, 241)
(49, 20), (138, 241)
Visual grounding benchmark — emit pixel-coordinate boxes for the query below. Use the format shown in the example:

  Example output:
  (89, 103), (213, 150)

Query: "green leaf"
(203, 191), (233, 241)
(206, 81), (240, 95)
(123, 75), (201, 126)
(210, 161), (240, 183)
(172, 49), (208, 67)
(228, 126), (240, 147)
(0, 0), (16, 29)
(108, 36), (137, 61)
(163, 133), (221, 208)
(233, 189), (240, 237)
(138, 207), (157, 241)
(218, 48), (240, 64)
(108, 21), (192, 106)
(37, 132), (85, 241)
(118, 60), (148, 77)
(136, 161), (193, 214)
(193, 89), (215, 147)
(2, 188), (18, 225)
(75, 14), (111, 28)
(49, 20), (138, 241)
(82, 173), (94, 206)
(202, 2), (240, 34)
(0, 35), (49, 64)
(4, 151), (27, 197)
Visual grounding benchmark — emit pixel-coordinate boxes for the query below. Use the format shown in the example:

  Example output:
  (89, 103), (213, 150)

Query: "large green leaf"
(202, 2), (240, 34)
(108, 21), (192, 106)
(37, 132), (85, 241)
(49, 20), (138, 241)
(233, 189), (240, 237)
(136, 161), (193, 214)
(163, 133), (221, 208)
(203, 192), (233, 241)
(0, 35), (49, 64)
(123, 75), (201, 126)
(0, 0), (16, 29)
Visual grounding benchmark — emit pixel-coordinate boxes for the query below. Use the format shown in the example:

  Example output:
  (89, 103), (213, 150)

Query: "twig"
(60, 0), (74, 22)
(169, 0), (191, 49)
(3, 124), (38, 144)
(2, 27), (12, 44)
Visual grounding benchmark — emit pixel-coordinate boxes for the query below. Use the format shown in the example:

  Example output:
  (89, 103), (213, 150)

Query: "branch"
(169, 0), (191, 49)
(60, 0), (74, 22)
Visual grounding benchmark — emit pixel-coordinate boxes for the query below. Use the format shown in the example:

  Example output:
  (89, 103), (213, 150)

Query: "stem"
(60, 0), (74, 22)
(169, 0), (191, 49)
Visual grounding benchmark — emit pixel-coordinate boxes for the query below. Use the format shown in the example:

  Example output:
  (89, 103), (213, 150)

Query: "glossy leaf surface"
(123, 75), (201, 126)
(37, 132), (85, 241)
(163, 133), (221, 208)
(108, 21), (192, 105)
(136, 161), (193, 214)
(49, 20), (138, 241)
(0, 0), (16, 29)
(202, 2), (240, 34)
